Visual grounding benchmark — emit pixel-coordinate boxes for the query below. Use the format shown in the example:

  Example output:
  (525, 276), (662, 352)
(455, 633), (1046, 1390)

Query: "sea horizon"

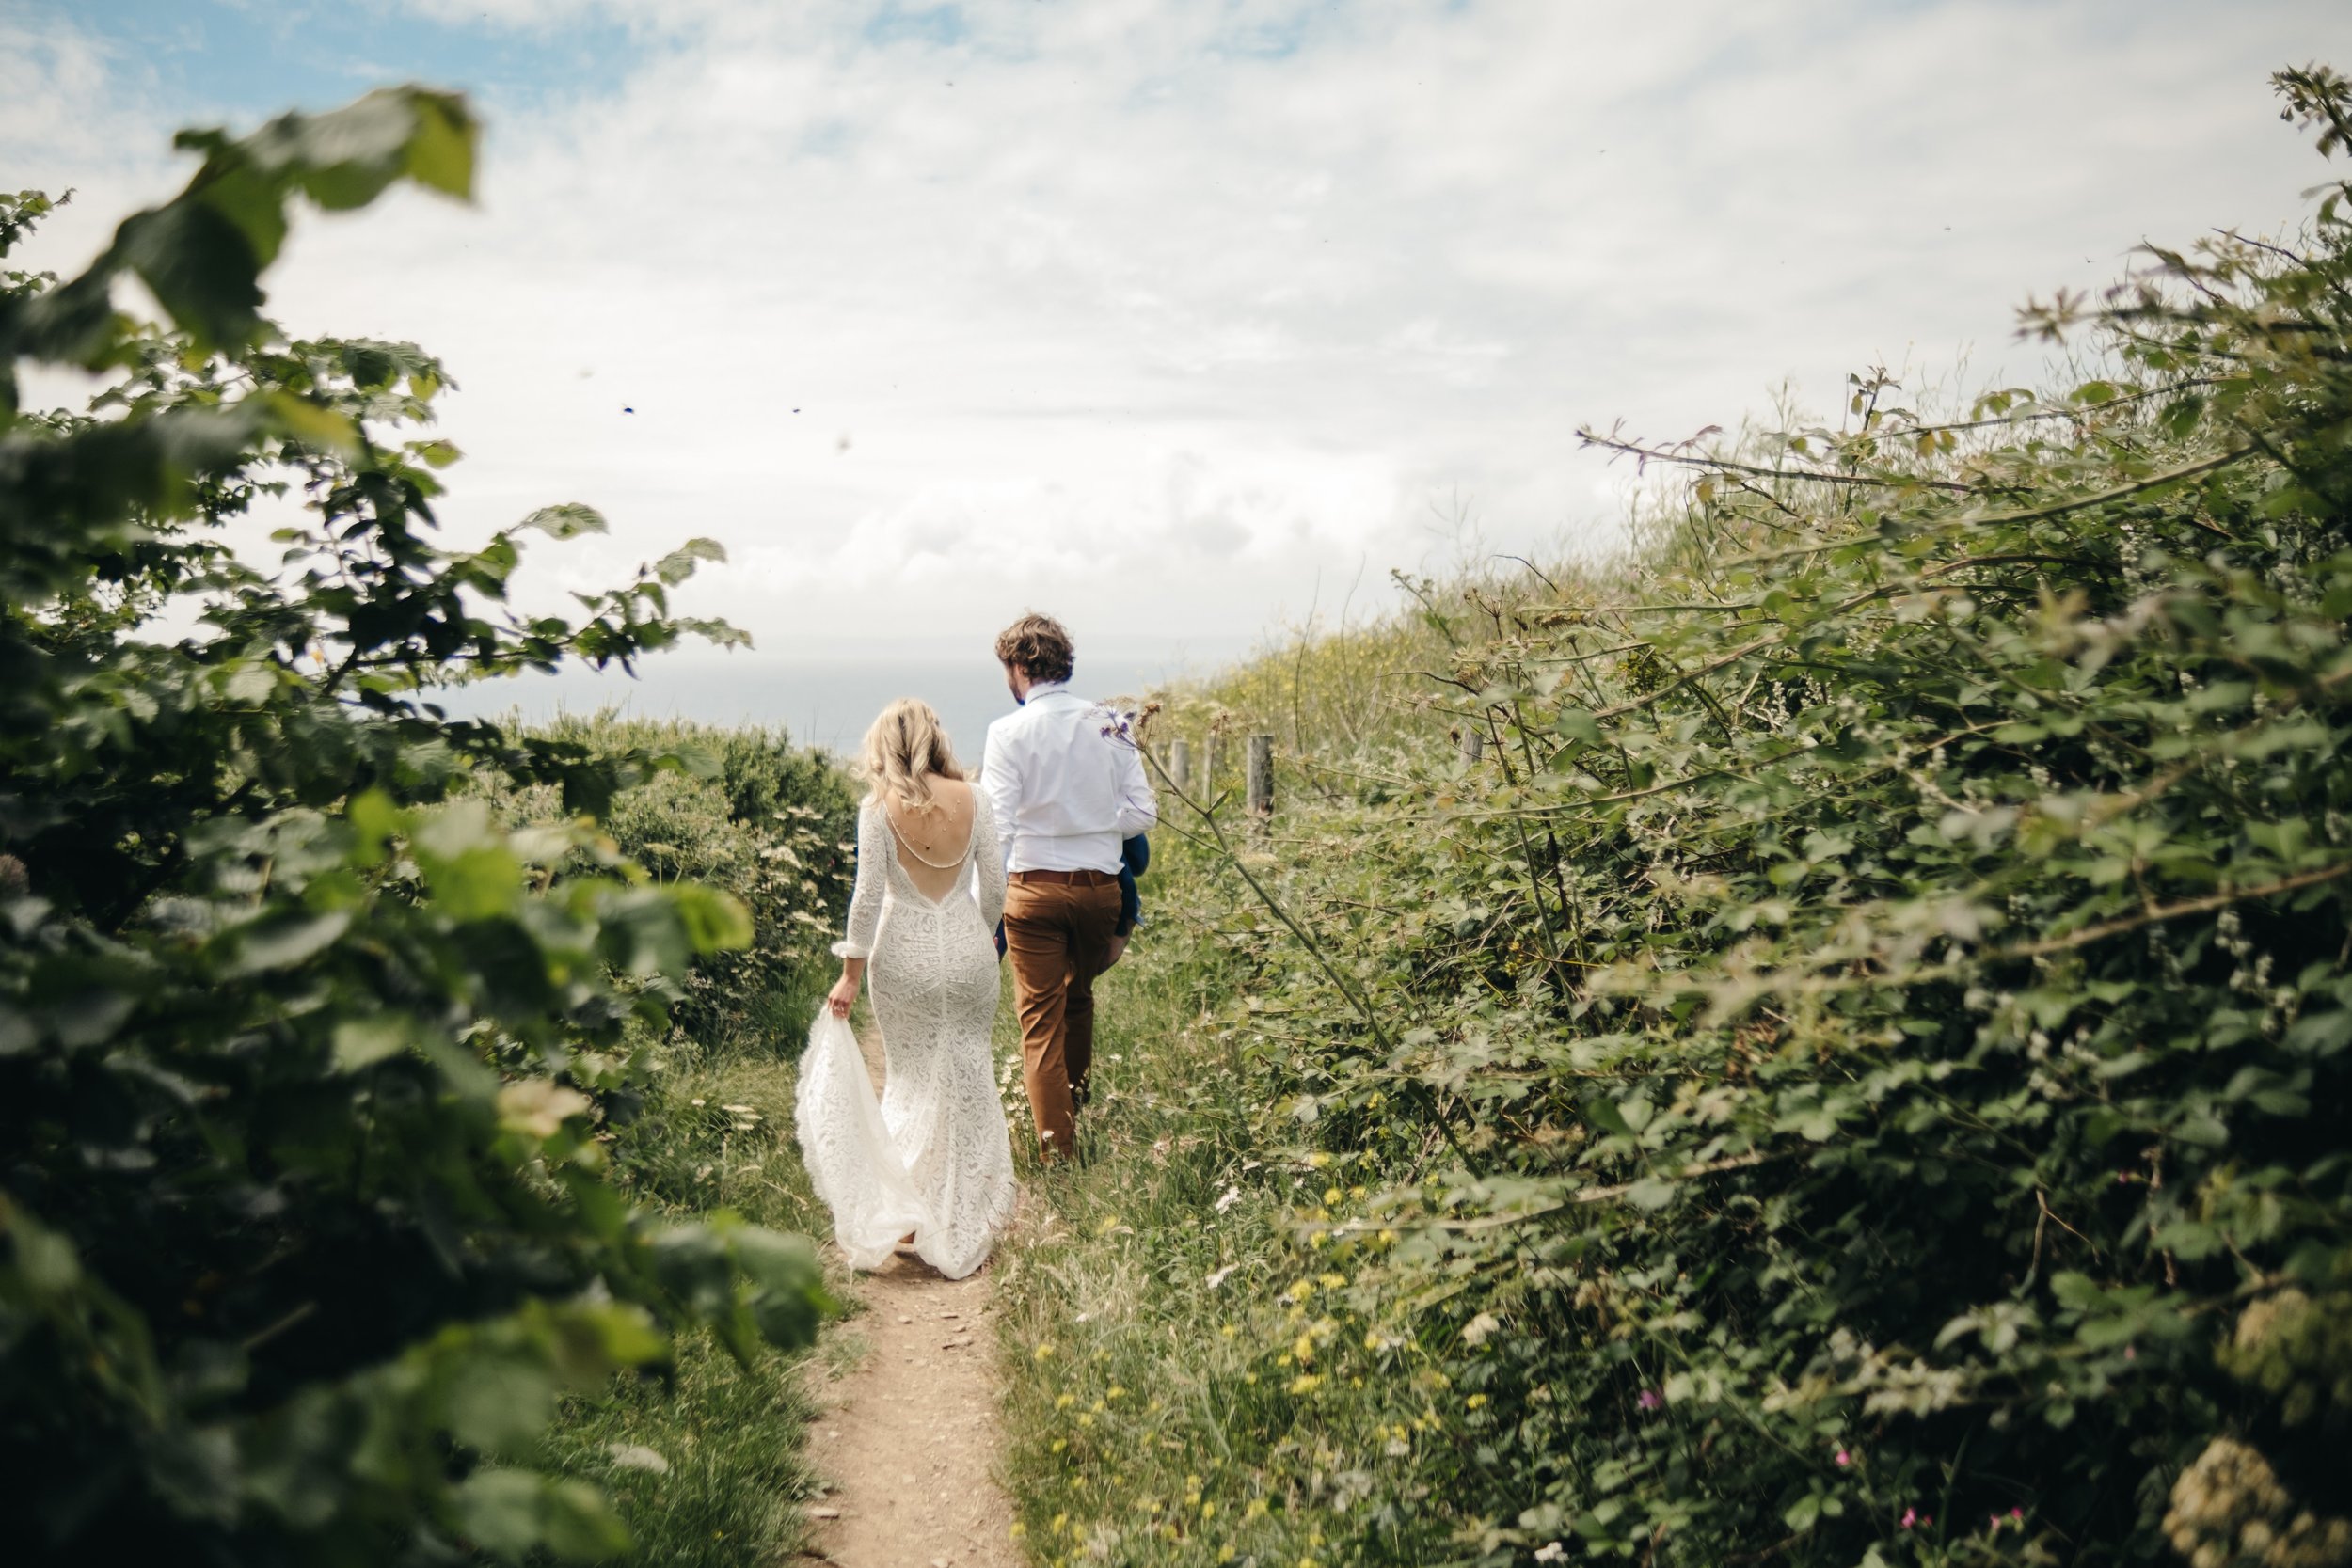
(431, 641), (1248, 759)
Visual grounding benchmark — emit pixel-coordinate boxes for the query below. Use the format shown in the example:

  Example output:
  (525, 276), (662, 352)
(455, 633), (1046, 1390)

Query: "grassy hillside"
(996, 67), (2352, 1568)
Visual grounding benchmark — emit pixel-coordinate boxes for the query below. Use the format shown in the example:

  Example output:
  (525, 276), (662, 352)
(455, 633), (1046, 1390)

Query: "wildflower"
(1290, 1278), (1317, 1302)
(1323, 1186), (1343, 1205)
(1106, 1386), (1125, 1401)
(1308, 1151), (1331, 1168)
(1900, 1507), (1932, 1529)
(1289, 1373), (1323, 1395)
(1836, 1449), (1851, 1467)
(1202, 1501), (1216, 1519)
(1218, 1547), (1235, 1563)
(1097, 1213), (1121, 1236)
(1051, 1438), (1067, 1453)
(1055, 1393), (1074, 1410)
(1534, 1545), (1566, 1564)
(1009, 1523), (1026, 1539)
(1466, 1393), (1488, 1410)
(1051, 1512), (1068, 1535)
(1221, 1323), (1238, 1338)
(1319, 1272), (1346, 1290)
(1294, 1333), (1316, 1363)
(1636, 1388), (1662, 1411)
(1034, 1342), (1056, 1360)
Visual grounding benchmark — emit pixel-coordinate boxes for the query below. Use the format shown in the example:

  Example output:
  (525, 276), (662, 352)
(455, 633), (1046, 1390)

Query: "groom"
(981, 613), (1157, 1161)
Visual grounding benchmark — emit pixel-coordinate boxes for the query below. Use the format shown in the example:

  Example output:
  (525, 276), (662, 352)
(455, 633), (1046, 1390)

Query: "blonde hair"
(858, 698), (965, 813)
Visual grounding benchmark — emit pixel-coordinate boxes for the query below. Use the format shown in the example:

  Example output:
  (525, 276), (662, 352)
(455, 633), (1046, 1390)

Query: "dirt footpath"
(799, 1036), (1020, 1568)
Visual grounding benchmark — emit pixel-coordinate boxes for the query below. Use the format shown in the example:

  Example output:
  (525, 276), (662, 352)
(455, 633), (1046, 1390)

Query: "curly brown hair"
(994, 613), (1074, 684)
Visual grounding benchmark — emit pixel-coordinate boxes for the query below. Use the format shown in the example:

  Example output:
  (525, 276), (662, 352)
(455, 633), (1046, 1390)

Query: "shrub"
(0, 91), (823, 1564)
(1110, 64), (2352, 1568)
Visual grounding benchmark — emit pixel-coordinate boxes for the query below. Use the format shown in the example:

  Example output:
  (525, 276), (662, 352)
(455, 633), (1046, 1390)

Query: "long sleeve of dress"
(832, 800), (883, 960)
(971, 795), (1006, 933)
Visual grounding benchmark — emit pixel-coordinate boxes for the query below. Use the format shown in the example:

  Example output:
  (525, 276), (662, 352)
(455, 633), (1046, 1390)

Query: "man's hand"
(1104, 932), (1130, 971)
(826, 972), (860, 1019)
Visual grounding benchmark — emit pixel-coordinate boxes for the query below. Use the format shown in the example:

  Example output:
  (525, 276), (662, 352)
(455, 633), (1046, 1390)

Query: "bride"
(794, 699), (1017, 1279)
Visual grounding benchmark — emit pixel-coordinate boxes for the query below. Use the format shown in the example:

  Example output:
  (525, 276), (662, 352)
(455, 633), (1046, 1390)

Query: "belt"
(1009, 868), (1118, 887)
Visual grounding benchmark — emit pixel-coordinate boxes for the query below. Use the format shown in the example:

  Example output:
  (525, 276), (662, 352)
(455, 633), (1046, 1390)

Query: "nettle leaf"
(654, 536), (726, 586)
(519, 502), (609, 539)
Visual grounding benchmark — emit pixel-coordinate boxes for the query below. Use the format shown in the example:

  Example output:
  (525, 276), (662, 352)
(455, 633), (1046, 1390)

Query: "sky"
(8, 0), (2352, 737)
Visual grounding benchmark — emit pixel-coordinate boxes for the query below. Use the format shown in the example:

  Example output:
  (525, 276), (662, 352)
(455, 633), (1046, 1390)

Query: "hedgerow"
(0, 93), (828, 1563)
(1004, 64), (2352, 1568)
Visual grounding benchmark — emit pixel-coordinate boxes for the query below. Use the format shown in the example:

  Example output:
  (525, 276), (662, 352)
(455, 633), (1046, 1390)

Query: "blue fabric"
(1118, 832), (1150, 933)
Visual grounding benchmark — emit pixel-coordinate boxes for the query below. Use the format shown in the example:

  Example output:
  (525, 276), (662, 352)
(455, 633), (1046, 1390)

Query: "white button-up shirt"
(980, 682), (1158, 875)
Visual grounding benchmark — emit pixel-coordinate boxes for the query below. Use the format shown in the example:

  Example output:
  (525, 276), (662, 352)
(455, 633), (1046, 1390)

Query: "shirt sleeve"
(979, 724), (1022, 872)
(971, 793), (1006, 933)
(832, 800), (883, 960)
(1113, 735), (1157, 839)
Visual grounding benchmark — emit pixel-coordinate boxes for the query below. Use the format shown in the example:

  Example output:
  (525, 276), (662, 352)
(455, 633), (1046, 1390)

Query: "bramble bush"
(1003, 64), (2352, 1568)
(0, 91), (827, 1564)
(485, 715), (858, 1059)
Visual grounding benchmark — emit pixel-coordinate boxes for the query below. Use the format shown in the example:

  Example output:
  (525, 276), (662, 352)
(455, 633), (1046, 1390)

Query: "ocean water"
(433, 649), (1212, 760)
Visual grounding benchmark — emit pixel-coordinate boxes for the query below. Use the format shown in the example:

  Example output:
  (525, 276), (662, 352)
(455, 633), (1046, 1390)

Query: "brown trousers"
(1003, 873), (1122, 1159)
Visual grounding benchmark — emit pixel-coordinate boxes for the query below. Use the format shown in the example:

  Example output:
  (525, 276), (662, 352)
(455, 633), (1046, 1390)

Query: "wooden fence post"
(1461, 728), (1484, 766)
(1247, 734), (1275, 816)
(1169, 738), (1192, 793)
(1201, 736), (1217, 801)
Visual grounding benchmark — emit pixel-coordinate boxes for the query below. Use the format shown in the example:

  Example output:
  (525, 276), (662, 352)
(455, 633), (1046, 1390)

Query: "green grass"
(992, 881), (1469, 1568)
(538, 1046), (850, 1568)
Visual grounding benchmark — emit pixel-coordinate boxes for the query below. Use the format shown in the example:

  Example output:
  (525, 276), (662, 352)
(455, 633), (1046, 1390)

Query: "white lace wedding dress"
(794, 795), (1016, 1279)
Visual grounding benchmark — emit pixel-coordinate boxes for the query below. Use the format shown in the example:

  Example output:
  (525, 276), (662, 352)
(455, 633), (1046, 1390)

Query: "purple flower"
(1835, 1449), (1851, 1467)
(1635, 1389), (1661, 1412)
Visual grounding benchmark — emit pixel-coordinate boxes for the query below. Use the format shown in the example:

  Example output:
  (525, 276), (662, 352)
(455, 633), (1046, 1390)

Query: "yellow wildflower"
(1009, 1522), (1026, 1539)
(1034, 1342), (1056, 1360)
(1467, 1393), (1487, 1409)
(1308, 1152), (1331, 1168)
(1323, 1186), (1343, 1205)
(1289, 1372), (1323, 1395)
(1055, 1393), (1075, 1409)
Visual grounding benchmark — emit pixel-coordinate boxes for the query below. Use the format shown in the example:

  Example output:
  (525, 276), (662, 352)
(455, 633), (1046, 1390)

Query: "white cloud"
(13, 0), (2352, 668)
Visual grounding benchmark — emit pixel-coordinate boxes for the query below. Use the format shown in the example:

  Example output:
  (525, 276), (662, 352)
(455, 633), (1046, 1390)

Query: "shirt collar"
(1023, 679), (1075, 705)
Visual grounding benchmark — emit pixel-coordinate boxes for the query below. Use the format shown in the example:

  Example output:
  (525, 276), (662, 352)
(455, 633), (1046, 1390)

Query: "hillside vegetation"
(0, 97), (844, 1564)
(997, 66), (2352, 1568)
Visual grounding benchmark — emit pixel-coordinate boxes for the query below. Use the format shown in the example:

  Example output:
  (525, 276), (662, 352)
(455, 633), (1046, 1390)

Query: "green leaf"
(519, 503), (609, 539)
(331, 1013), (419, 1072)
(222, 910), (351, 975)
